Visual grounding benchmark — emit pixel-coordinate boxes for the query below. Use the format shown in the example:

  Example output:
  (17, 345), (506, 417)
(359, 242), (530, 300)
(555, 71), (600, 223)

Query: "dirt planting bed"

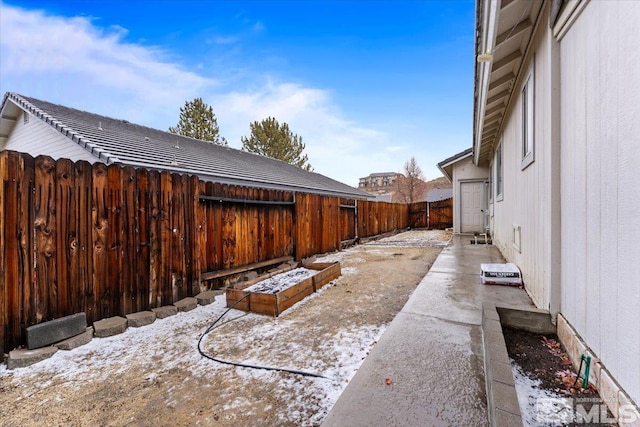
(504, 327), (616, 426)
(0, 229), (450, 427)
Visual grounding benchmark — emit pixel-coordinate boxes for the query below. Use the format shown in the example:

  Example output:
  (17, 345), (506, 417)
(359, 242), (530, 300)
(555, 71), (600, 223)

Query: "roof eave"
(437, 164), (453, 182)
(473, 0), (501, 167)
(474, 0), (543, 167)
(111, 158), (372, 200)
(8, 92), (373, 200)
(437, 148), (473, 182)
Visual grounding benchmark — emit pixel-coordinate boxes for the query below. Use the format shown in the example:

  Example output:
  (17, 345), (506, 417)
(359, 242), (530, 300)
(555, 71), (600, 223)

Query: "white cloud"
(0, 5), (214, 127)
(0, 4), (438, 187)
(213, 79), (403, 185)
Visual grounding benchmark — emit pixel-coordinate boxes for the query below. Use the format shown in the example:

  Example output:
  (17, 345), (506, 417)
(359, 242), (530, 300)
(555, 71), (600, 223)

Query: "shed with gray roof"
(0, 92), (370, 199)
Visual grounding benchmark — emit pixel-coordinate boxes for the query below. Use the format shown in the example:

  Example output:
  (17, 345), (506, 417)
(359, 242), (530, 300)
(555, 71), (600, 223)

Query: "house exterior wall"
(558, 0), (640, 405)
(489, 4), (559, 312)
(451, 156), (488, 233)
(2, 109), (98, 163)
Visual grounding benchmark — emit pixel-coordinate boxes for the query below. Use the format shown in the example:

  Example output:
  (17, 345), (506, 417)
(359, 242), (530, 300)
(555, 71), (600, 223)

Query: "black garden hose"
(197, 293), (331, 379)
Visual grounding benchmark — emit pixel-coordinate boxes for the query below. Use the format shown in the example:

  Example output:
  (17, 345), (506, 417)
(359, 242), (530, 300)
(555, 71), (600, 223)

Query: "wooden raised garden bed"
(225, 262), (341, 316)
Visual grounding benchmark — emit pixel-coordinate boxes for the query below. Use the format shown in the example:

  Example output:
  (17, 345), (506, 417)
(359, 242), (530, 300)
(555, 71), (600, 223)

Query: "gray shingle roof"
(424, 188), (453, 202)
(4, 92), (371, 199)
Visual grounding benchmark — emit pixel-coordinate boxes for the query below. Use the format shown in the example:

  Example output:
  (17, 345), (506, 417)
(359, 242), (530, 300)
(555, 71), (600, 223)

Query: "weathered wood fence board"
(339, 199), (356, 242)
(357, 200), (408, 238)
(408, 199), (453, 230)
(1, 150), (417, 352)
(427, 198), (453, 230)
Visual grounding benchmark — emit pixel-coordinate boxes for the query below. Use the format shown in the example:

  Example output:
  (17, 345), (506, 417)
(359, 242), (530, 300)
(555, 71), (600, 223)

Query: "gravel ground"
(0, 229), (450, 427)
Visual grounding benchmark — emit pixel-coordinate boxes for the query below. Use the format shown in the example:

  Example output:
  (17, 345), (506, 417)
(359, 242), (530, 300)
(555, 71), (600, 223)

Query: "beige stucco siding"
(489, 4), (559, 312)
(559, 0), (640, 405)
(451, 156), (488, 233)
(2, 109), (98, 163)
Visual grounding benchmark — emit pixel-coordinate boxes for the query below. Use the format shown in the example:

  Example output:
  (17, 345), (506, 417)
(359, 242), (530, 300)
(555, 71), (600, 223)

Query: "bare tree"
(394, 157), (426, 203)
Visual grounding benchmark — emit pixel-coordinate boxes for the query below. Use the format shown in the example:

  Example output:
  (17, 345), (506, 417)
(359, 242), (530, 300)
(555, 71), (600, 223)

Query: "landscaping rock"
(244, 271), (258, 281)
(126, 311), (156, 327)
(302, 256), (316, 264)
(55, 327), (93, 350)
(93, 316), (128, 338)
(196, 290), (220, 306)
(151, 305), (177, 319)
(7, 346), (58, 369)
(26, 313), (87, 349)
(174, 297), (197, 312)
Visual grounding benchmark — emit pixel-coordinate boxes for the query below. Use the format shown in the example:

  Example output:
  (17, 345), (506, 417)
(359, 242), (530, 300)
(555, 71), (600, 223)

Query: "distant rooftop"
(424, 188), (453, 202)
(1, 92), (371, 199)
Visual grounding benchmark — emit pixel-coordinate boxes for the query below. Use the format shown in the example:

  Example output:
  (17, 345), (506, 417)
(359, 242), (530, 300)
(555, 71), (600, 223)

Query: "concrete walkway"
(322, 235), (533, 427)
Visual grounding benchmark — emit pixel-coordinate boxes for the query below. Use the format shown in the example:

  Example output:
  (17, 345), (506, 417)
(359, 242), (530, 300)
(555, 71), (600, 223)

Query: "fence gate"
(427, 198), (453, 230)
(409, 202), (428, 228)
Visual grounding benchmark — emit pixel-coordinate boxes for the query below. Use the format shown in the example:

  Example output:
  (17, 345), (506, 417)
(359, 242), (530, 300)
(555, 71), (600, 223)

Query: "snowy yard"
(0, 229), (450, 426)
(244, 268), (316, 294)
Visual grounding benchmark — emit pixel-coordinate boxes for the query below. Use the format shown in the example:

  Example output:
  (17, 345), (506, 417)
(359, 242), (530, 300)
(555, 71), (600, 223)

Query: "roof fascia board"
(437, 149), (473, 181)
(474, 0), (501, 166)
(436, 164), (453, 182)
(7, 93), (122, 164)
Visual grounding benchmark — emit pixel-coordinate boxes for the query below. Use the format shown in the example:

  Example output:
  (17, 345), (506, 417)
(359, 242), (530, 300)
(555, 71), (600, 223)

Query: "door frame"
(458, 179), (488, 233)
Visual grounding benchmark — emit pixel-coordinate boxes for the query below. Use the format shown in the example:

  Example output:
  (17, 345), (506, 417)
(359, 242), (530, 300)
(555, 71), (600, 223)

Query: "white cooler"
(480, 263), (522, 286)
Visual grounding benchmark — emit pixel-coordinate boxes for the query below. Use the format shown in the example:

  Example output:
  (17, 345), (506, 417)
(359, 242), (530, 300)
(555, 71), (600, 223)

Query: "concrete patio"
(322, 235), (534, 426)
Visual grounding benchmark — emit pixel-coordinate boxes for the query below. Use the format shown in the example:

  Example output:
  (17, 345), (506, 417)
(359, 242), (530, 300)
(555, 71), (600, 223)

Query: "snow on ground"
(230, 323), (385, 425)
(0, 287), (385, 424)
(0, 295), (232, 390)
(366, 229), (451, 248)
(244, 268), (316, 294)
(511, 359), (574, 426)
(0, 229), (447, 425)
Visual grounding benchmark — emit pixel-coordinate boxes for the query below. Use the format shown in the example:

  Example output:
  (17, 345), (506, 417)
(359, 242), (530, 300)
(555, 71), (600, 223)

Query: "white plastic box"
(480, 263), (522, 286)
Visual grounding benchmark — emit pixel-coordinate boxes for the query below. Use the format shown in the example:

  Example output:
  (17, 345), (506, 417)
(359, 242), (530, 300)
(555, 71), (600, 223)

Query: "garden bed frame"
(225, 262), (341, 316)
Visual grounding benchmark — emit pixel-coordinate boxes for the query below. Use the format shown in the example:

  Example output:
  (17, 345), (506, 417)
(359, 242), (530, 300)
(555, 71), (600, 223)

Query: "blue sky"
(0, 0), (475, 186)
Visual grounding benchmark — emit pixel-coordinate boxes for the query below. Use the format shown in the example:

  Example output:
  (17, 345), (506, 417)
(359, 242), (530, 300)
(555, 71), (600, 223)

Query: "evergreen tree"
(169, 98), (228, 145)
(241, 117), (312, 171)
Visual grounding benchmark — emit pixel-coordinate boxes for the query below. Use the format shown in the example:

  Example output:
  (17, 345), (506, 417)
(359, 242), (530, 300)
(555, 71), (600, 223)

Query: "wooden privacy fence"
(427, 198), (453, 229)
(408, 198), (453, 230)
(0, 151), (410, 352)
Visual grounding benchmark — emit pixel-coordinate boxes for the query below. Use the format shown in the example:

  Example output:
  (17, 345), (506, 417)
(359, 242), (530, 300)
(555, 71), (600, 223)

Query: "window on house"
(521, 67), (535, 169)
(496, 142), (504, 201)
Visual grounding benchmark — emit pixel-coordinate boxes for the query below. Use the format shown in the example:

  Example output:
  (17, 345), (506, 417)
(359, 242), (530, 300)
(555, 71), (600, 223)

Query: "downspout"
(548, 6), (562, 323)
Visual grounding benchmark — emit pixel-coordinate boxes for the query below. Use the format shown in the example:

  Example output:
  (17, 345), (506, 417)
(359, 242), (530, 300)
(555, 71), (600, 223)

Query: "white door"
(460, 182), (485, 233)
